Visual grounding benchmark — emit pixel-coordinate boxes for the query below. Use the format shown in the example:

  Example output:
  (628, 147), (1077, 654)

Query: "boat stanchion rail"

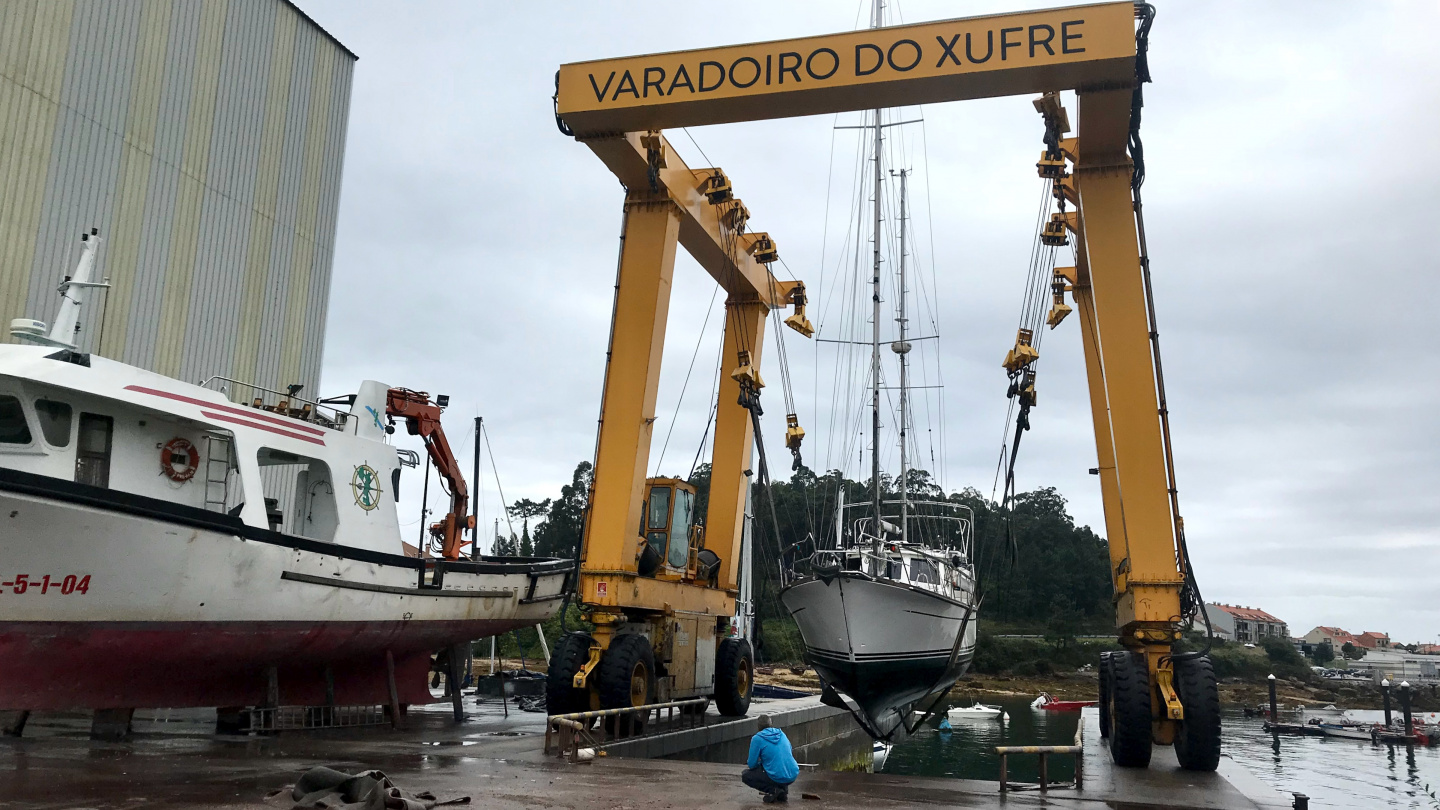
(544, 698), (710, 762)
(995, 722), (1084, 793)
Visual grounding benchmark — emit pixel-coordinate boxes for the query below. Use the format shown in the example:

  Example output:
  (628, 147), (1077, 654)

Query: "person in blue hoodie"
(743, 715), (799, 803)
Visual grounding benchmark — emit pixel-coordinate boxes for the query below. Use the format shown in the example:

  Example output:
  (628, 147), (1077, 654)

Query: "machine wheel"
(597, 633), (655, 735)
(1098, 651), (1113, 739)
(1107, 650), (1152, 768)
(545, 632), (596, 717)
(714, 637), (754, 717)
(1173, 655), (1222, 772)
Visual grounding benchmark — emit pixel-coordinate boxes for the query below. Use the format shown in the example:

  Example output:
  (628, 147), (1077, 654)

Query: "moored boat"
(1031, 692), (1098, 712)
(948, 704), (1004, 721)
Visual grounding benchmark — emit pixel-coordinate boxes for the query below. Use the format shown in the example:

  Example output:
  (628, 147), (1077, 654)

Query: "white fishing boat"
(778, 40), (978, 741)
(872, 740), (893, 770)
(948, 704), (1004, 721)
(0, 231), (571, 714)
(1318, 723), (1376, 741)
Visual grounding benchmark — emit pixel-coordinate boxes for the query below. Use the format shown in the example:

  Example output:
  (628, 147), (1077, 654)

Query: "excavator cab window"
(646, 485), (672, 562)
(668, 488), (693, 569)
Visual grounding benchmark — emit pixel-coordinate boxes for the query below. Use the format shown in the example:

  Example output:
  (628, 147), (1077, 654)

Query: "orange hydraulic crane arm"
(386, 388), (473, 560)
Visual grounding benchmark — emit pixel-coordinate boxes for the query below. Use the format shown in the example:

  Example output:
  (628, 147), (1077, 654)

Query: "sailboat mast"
(869, 0), (884, 560)
(896, 169), (909, 547)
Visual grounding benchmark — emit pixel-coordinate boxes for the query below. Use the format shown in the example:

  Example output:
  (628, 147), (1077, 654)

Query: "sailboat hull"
(780, 572), (976, 738)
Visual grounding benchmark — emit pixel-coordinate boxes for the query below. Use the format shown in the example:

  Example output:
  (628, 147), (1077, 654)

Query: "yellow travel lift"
(552, 1), (1220, 770)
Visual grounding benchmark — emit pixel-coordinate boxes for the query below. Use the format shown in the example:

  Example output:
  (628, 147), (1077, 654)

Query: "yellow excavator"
(553, 1), (1220, 769)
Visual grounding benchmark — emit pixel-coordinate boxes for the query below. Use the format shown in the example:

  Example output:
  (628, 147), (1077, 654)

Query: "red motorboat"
(1031, 692), (1098, 712)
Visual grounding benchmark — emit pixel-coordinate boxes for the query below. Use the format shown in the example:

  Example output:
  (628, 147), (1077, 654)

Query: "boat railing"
(544, 698), (710, 762)
(199, 376), (349, 430)
(838, 501), (973, 558)
(996, 720), (1084, 793)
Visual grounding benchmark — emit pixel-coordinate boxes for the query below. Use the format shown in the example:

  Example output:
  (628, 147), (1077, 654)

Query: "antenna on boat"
(10, 228), (110, 351)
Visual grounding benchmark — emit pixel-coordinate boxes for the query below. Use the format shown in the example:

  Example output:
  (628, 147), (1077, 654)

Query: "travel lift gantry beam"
(543, 125), (814, 722)
(555, 1), (1218, 769)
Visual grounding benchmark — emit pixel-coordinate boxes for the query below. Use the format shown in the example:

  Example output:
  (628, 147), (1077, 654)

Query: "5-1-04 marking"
(1, 574), (91, 595)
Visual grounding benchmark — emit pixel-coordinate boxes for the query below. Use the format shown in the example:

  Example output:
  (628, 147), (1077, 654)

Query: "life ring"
(161, 437), (199, 483)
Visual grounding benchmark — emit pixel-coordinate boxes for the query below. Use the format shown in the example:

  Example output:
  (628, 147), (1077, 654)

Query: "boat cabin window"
(75, 414), (113, 487)
(256, 447), (338, 541)
(668, 487), (693, 569)
(0, 395), (32, 445)
(908, 558), (939, 585)
(34, 399), (73, 447)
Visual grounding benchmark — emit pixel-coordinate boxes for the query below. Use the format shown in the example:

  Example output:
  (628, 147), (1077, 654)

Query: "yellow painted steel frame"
(575, 131), (803, 658)
(561, 2), (1188, 743)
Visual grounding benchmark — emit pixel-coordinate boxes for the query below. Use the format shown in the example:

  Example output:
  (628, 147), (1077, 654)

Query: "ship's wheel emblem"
(351, 463), (383, 511)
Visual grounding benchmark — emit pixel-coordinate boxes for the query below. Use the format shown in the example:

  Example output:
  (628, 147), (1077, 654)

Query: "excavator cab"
(639, 477), (702, 577)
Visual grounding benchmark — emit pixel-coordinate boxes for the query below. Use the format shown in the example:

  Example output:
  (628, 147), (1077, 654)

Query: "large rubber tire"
(546, 632), (596, 717)
(1107, 650), (1153, 768)
(1098, 651), (1113, 739)
(715, 637), (754, 717)
(597, 633), (655, 735)
(1173, 655), (1222, 772)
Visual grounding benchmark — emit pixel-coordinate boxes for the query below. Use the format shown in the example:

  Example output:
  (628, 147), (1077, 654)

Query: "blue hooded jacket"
(747, 727), (799, 784)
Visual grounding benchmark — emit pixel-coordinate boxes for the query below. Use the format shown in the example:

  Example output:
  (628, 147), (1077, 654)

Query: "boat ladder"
(202, 434), (232, 512)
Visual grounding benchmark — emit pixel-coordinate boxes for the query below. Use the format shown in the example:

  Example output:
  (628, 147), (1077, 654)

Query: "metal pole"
(1400, 681), (1413, 737)
(472, 416), (483, 559)
(418, 454), (432, 553)
(895, 168), (909, 547)
(868, 0), (884, 565)
(1267, 673), (1277, 722)
(535, 624), (551, 664)
(1382, 679), (1392, 727)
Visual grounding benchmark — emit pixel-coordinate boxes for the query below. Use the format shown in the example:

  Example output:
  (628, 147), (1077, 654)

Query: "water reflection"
(885, 702), (1440, 807)
(881, 698), (1080, 783)
(1197, 710), (1439, 808)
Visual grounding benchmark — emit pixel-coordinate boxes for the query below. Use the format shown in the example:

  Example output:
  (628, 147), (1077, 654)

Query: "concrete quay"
(1, 697), (1294, 809)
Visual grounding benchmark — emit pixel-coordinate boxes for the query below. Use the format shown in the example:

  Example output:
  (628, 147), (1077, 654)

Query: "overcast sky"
(297, 1), (1440, 645)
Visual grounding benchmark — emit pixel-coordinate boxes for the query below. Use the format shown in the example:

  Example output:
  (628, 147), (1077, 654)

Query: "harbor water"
(881, 699), (1440, 808)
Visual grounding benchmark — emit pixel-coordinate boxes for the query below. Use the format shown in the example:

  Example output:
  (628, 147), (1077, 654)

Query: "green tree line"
(499, 460), (1117, 655)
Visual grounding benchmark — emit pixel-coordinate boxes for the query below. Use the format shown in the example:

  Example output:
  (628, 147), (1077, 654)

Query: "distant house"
(1417, 644), (1440, 655)
(1348, 649), (1440, 684)
(1304, 626), (1359, 650)
(1356, 631), (1391, 650)
(1197, 604), (1287, 644)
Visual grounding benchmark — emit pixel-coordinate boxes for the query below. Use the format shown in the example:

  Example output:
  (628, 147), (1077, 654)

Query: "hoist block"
(785, 413), (805, 452)
(700, 169), (732, 204)
(730, 350), (765, 388)
(1003, 328), (1039, 373)
(784, 311), (814, 338)
(1046, 302), (1072, 328)
(640, 131), (667, 168)
(721, 200), (750, 232)
(1036, 150), (1067, 179)
(747, 234), (778, 265)
(1040, 214), (1069, 246)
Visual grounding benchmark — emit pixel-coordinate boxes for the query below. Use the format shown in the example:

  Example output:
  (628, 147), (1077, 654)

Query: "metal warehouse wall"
(0, 0), (354, 399)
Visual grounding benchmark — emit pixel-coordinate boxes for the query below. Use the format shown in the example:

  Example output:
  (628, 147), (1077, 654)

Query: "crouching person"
(743, 715), (798, 803)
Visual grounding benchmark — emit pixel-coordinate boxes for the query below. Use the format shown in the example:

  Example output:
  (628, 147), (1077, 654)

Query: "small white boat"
(1319, 722), (1375, 741)
(948, 704), (1004, 721)
(872, 741), (892, 770)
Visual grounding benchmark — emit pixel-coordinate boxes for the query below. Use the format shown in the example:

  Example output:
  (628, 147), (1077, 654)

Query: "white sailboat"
(778, 18), (979, 739)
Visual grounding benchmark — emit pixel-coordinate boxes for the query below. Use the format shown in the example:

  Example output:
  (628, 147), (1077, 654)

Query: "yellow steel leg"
(581, 196), (682, 578)
(708, 299), (769, 592)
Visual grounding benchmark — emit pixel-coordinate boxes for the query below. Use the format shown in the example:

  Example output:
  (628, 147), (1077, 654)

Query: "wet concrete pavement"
(1, 701), (1291, 809)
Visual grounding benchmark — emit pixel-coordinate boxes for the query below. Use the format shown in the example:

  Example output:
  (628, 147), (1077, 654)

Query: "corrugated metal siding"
(0, 0), (353, 401)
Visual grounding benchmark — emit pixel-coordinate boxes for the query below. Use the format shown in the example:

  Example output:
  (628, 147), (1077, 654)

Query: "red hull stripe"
(124, 385), (329, 437)
(202, 411), (327, 445)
